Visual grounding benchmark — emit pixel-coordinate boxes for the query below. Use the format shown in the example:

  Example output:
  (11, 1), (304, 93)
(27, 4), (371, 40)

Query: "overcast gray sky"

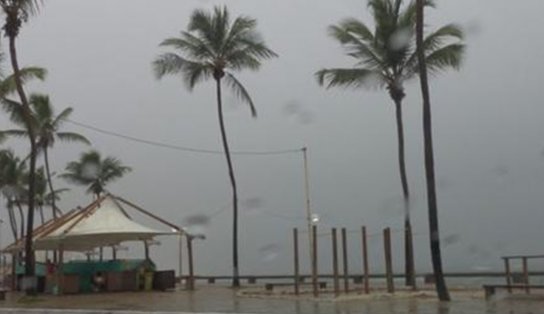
(1, 0), (544, 276)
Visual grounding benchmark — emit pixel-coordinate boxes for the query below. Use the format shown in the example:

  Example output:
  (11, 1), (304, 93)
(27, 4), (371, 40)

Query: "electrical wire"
(64, 119), (302, 156)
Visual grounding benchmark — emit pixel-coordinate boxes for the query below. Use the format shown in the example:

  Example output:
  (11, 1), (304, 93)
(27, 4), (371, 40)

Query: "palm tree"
(316, 0), (464, 286)
(153, 6), (277, 287)
(60, 150), (131, 199)
(0, 93), (90, 219)
(0, 0), (43, 285)
(416, 0), (450, 301)
(0, 149), (27, 240)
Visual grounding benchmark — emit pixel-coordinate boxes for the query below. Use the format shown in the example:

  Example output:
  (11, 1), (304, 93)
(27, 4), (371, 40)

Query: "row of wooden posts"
(294, 226), (406, 297)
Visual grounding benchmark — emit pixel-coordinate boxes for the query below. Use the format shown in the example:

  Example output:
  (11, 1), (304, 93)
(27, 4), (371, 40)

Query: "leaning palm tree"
(0, 93), (90, 218)
(60, 150), (131, 199)
(416, 0), (450, 301)
(0, 0), (43, 286)
(153, 6), (277, 287)
(316, 0), (464, 286)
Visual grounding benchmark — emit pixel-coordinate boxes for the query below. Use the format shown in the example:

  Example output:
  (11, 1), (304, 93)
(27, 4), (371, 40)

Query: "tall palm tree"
(153, 6), (277, 287)
(316, 0), (464, 286)
(0, 93), (90, 218)
(0, 0), (43, 285)
(60, 150), (131, 199)
(416, 0), (450, 301)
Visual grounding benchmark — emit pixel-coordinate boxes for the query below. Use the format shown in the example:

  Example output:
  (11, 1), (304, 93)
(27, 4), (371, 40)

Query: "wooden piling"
(332, 228), (340, 297)
(384, 228), (394, 293)
(293, 228), (300, 295)
(503, 258), (512, 293)
(522, 257), (529, 293)
(312, 225), (318, 297)
(361, 226), (370, 294)
(187, 236), (195, 290)
(342, 228), (349, 293)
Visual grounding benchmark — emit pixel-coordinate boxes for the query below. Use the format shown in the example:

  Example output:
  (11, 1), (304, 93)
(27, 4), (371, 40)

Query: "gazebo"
(2, 193), (185, 294)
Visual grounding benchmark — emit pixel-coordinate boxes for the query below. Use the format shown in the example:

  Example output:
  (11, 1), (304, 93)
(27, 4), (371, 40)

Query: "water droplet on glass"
(282, 102), (301, 117)
(183, 214), (210, 237)
(297, 111), (315, 125)
(259, 244), (280, 262)
(442, 234), (460, 246)
(389, 27), (413, 51)
(81, 162), (100, 180)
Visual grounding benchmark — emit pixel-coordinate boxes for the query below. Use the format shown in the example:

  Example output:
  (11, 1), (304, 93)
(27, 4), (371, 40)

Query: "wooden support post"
(332, 228), (340, 297)
(293, 228), (300, 295)
(10, 254), (16, 291)
(144, 241), (149, 261)
(504, 258), (512, 293)
(341, 228), (349, 294)
(99, 247), (103, 262)
(522, 257), (529, 294)
(179, 233), (183, 282)
(311, 225), (318, 297)
(361, 226), (370, 294)
(58, 244), (64, 295)
(384, 228), (394, 293)
(187, 236), (195, 290)
(112, 247), (117, 261)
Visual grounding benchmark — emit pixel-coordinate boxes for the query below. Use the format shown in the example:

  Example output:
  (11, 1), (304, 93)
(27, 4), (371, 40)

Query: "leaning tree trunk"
(9, 34), (38, 289)
(16, 200), (25, 239)
(392, 96), (416, 287)
(215, 77), (240, 288)
(416, 0), (450, 301)
(7, 204), (19, 241)
(43, 147), (60, 218)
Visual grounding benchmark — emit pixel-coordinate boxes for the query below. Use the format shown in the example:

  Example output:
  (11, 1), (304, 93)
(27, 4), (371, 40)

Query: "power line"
(64, 119), (302, 156)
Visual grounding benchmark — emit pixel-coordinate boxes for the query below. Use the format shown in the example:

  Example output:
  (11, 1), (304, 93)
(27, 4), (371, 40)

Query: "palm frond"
(153, 53), (213, 89)
(55, 132), (90, 145)
(425, 43), (465, 74)
(0, 66), (46, 97)
(0, 129), (27, 138)
(51, 107), (73, 127)
(328, 24), (384, 69)
(224, 72), (256, 117)
(316, 68), (386, 89)
(160, 33), (215, 61)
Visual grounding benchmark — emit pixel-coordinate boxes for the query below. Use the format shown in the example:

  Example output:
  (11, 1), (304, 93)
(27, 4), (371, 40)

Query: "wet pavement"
(0, 285), (543, 314)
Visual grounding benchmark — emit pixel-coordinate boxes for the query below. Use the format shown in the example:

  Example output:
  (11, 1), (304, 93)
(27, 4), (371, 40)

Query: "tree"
(316, 0), (464, 286)
(60, 150), (131, 199)
(416, 0), (450, 301)
(0, 0), (43, 287)
(0, 93), (90, 219)
(153, 6), (277, 287)
(0, 149), (25, 240)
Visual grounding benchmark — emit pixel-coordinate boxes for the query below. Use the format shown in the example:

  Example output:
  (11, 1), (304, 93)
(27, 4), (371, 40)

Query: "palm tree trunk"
(9, 33), (38, 288)
(393, 97), (416, 287)
(416, 0), (450, 301)
(39, 205), (45, 225)
(43, 147), (59, 219)
(7, 204), (18, 241)
(215, 77), (240, 288)
(16, 200), (25, 239)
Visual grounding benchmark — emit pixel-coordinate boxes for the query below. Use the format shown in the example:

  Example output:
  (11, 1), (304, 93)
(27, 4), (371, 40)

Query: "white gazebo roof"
(3, 194), (182, 252)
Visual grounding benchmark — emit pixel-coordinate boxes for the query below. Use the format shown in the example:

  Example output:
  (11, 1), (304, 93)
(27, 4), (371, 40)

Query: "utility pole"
(302, 147), (313, 262)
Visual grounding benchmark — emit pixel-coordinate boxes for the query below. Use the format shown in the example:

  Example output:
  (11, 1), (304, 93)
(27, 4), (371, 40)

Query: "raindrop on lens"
(259, 244), (280, 262)
(81, 162), (99, 180)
